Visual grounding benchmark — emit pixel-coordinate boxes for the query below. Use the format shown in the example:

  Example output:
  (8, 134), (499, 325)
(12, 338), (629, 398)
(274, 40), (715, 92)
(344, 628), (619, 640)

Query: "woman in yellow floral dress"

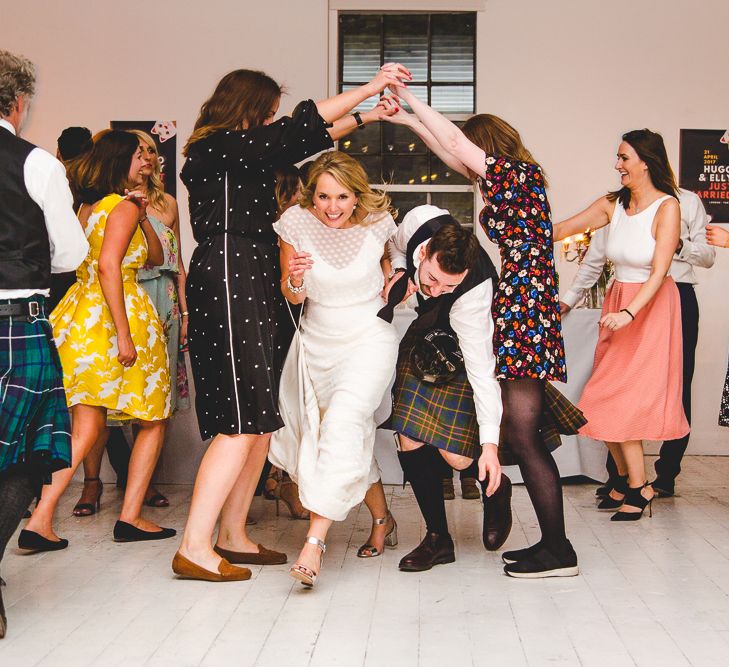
(21, 131), (174, 551)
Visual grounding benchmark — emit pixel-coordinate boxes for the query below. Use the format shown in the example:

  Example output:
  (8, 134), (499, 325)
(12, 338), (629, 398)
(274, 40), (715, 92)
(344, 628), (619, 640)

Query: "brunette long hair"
(67, 130), (139, 205)
(183, 69), (282, 155)
(607, 129), (679, 208)
(462, 113), (547, 186)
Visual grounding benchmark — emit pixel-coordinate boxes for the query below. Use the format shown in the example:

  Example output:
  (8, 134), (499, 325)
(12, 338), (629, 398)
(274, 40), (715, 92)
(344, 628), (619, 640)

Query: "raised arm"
(98, 199), (144, 367)
(552, 196), (614, 242)
(316, 64), (411, 125)
(328, 95), (399, 142)
(382, 106), (470, 177)
(389, 83), (485, 177)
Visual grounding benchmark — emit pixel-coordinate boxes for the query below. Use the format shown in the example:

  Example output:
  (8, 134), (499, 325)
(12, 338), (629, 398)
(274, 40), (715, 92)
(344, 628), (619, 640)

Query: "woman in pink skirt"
(553, 129), (689, 521)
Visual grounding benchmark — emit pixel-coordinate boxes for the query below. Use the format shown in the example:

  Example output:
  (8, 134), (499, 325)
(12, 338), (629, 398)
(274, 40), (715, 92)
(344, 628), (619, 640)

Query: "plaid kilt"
(389, 328), (481, 460)
(497, 381), (588, 466)
(0, 298), (72, 480)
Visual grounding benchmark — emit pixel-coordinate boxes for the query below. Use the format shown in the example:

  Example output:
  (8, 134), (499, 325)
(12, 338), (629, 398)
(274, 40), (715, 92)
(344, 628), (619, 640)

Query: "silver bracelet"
(286, 275), (305, 294)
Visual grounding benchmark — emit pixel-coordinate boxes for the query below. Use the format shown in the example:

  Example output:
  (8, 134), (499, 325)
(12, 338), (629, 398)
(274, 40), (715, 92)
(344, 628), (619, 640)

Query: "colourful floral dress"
(477, 155), (566, 382)
(51, 194), (171, 421)
(138, 215), (190, 413)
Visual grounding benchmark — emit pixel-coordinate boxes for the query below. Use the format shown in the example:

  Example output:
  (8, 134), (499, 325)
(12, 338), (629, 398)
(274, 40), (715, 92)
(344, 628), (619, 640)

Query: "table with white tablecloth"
(372, 307), (608, 484)
(153, 308), (608, 485)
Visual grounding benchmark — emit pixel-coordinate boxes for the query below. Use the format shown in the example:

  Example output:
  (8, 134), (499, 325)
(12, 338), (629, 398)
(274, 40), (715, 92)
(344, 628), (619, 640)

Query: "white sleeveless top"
(605, 195), (673, 283)
(273, 205), (396, 308)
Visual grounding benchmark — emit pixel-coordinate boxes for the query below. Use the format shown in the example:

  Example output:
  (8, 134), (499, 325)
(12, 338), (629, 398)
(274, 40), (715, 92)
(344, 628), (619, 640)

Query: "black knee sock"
(398, 446), (449, 535)
(459, 459), (479, 481)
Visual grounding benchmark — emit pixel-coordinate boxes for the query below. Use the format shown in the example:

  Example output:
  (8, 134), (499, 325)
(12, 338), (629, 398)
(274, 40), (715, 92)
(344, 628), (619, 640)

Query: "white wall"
(3, 0), (727, 480)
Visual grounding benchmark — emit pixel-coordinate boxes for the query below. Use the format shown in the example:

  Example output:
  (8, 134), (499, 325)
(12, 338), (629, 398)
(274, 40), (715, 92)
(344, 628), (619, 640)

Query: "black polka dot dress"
(180, 100), (333, 440)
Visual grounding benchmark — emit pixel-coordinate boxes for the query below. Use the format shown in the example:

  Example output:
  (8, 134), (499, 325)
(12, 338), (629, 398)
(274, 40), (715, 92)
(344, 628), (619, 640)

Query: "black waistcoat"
(406, 216), (498, 333)
(0, 126), (51, 290)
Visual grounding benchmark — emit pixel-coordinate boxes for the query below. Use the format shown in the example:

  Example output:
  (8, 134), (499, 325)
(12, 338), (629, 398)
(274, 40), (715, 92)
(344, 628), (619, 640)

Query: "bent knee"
(396, 434), (424, 452)
(440, 450), (473, 471)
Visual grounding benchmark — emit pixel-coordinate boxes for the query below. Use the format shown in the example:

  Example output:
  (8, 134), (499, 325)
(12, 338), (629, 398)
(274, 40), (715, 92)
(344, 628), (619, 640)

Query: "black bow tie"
(377, 272), (411, 323)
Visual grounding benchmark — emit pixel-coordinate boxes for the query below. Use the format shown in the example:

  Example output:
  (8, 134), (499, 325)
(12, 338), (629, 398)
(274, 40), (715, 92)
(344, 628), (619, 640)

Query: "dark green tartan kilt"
(0, 298), (72, 481)
(388, 329), (481, 460)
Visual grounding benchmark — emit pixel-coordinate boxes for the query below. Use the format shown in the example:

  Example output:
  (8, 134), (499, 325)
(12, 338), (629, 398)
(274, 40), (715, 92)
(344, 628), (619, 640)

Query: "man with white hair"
(0, 50), (88, 638)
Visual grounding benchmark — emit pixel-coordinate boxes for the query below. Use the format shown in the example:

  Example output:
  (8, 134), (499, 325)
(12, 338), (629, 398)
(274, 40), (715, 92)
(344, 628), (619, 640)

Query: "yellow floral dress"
(51, 194), (171, 421)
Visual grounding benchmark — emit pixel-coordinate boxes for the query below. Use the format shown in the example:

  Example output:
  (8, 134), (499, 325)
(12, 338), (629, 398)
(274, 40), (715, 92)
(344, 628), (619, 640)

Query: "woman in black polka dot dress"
(172, 66), (409, 581)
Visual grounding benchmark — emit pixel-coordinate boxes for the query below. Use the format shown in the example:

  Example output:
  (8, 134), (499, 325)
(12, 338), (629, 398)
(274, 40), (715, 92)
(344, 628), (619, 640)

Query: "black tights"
(501, 378), (567, 549)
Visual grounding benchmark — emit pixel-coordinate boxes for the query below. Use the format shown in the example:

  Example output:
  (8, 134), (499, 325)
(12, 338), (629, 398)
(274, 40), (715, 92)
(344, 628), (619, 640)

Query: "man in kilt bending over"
(380, 205), (509, 572)
(0, 50), (88, 637)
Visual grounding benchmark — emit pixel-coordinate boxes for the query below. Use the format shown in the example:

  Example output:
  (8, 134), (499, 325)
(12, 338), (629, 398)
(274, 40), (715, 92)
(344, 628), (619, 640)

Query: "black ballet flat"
(17, 529), (69, 553)
(113, 520), (176, 542)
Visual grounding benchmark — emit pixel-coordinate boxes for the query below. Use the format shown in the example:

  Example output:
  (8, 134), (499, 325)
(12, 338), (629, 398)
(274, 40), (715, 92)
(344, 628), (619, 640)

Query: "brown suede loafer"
(172, 552), (251, 582)
(213, 543), (287, 565)
(398, 532), (455, 572)
(482, 474), (512, 551)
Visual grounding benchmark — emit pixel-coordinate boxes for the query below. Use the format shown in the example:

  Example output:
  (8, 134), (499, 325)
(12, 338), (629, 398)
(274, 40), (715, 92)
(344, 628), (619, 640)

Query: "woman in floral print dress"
(384, 88), (579, 578)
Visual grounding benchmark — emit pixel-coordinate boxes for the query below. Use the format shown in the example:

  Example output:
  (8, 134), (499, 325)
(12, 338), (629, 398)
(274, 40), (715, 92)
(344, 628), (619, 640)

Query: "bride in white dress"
(270, 151), (400, 586)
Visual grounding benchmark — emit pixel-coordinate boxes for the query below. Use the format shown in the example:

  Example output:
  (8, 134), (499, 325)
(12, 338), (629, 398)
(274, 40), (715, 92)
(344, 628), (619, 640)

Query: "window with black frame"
(338, 12), (476, 227)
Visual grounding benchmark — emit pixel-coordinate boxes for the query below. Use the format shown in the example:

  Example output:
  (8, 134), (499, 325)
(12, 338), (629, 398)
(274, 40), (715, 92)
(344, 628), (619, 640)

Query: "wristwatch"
(352, 112), (365, 131)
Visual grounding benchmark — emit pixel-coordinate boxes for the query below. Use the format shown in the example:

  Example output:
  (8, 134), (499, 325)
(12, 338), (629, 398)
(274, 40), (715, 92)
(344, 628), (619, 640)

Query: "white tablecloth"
(152, 307), (608, 485)
(373, 307), (608, 484)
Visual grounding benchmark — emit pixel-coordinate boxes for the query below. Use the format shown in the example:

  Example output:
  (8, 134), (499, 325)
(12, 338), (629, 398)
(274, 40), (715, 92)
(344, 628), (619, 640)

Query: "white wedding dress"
(269, 205), (398, 521)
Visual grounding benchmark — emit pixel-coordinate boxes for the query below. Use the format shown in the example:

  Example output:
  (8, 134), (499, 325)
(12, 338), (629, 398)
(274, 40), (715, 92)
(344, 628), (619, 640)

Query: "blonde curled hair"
(131, 129), (168, 212)
(300, 151), (395, 224)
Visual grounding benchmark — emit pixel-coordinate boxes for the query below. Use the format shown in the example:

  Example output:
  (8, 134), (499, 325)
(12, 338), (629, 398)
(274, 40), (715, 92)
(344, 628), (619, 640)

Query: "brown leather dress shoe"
(213, 543), (287, 565)
(398, 532), (455, 572)
(172, 552), (251, 582)
(460, 477), (481, 500)
(482, 474), (512, 551)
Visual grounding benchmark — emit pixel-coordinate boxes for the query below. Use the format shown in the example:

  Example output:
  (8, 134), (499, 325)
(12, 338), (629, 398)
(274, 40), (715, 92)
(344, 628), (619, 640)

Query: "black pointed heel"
(597, 474), (628, 510)
(611, 483), (654, 522)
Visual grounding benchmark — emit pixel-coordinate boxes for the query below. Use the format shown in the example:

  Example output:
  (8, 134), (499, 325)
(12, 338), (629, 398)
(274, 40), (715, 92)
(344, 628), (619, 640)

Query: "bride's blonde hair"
(299, 151), (395, 224)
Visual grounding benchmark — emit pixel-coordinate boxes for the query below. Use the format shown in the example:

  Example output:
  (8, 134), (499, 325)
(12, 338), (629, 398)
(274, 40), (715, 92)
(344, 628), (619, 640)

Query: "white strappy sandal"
(289, 536), (326, 587)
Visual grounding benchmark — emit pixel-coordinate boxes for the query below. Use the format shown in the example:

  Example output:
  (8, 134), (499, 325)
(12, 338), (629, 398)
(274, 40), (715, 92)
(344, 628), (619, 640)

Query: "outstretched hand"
(707, 224), (729, 248)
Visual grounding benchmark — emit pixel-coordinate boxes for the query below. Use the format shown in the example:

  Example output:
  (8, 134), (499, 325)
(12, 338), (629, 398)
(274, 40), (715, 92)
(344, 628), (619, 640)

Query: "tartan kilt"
(497, 381), (588, 466)
(388, 328), (480, 460)
(0, 298), (72, 480)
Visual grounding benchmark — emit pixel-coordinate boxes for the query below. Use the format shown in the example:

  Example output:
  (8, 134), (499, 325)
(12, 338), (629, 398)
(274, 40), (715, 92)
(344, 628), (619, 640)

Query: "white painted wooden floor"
(1, 455), (728, 667)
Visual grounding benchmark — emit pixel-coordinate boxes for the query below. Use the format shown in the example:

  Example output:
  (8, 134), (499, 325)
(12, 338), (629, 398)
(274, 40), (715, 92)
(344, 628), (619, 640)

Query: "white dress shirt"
(389, 206), (503, 447)
(0, 118), (89, 299)
(562, 189), (716, 308)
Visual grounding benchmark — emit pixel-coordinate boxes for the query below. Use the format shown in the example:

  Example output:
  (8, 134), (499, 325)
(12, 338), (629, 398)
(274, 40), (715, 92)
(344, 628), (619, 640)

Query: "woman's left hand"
(599, 310), (632, 331)
(706, 224), (729, 248)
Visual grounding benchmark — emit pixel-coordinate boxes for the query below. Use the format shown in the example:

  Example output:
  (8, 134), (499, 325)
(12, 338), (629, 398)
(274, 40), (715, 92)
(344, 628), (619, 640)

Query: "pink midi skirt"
(577, 278), (689, 442)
